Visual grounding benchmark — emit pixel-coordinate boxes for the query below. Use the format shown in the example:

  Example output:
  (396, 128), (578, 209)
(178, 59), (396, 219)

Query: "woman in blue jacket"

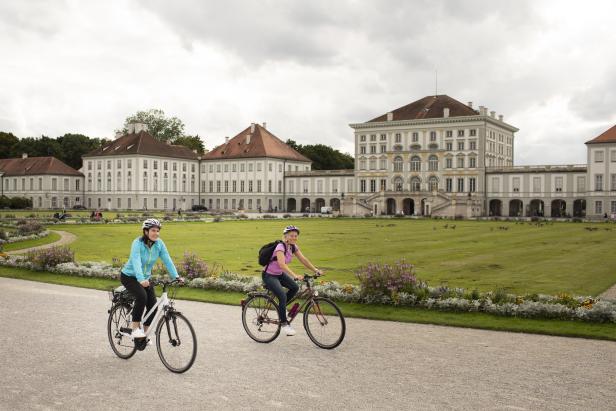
(121, 218), (183, 339)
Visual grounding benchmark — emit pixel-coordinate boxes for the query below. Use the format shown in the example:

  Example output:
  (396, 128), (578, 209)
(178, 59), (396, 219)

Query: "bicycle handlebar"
(150, 278), (184, 287)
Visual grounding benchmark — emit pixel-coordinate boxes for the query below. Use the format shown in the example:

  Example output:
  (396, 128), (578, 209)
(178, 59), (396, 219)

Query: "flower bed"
(0, 230), (50, 244)
(1, 253), (614, 324)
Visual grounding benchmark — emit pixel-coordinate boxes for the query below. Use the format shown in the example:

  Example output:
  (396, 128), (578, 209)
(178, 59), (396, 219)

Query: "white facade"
(1, 174), (83, 209)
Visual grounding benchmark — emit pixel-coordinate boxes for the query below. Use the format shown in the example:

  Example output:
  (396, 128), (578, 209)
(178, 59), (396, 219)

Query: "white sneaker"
(281, 324), (296, 336)
(131, 328), (146, 339)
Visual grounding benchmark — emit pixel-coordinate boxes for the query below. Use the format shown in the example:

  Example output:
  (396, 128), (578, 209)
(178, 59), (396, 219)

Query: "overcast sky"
(1, 0), (614, 164)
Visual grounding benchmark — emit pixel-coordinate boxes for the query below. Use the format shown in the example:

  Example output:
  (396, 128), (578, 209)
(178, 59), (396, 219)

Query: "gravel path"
(6, 230), (77, 255)
(599, 285), (616, 300)
(0, 277), (614, 410)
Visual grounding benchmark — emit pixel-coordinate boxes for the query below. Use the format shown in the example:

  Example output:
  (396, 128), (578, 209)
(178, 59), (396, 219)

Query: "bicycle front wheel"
(107, 303), (137, 359)
(155, 312), (197, 373)
(241, 294), (281, 343)
(303, 297), (346, 349)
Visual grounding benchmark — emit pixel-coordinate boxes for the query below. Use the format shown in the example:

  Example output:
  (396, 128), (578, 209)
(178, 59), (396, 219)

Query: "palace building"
(1, 95), (614, 219)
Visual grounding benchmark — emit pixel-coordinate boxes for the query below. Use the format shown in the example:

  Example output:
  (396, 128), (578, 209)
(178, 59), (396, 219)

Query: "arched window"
(428, 155), (438, 171)
(394, 177), (403, 192)
(411, 177), (421, 192)
(428, 176), (439, 192)
(143, 171), (148, 191)
(410, 156), (421, 172)
(116, 171), (122, 191)
(393, 156), (403, 172)
(106, 172), (112, 191)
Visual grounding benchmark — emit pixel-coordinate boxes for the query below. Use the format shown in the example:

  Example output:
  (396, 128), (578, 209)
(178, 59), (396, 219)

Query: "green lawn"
(3, 231), (61, 252)
(1, 266), (614, 341)
(51, 219), (616, 296)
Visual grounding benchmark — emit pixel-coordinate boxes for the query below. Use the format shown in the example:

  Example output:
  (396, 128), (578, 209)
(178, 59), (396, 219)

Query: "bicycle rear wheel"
(241, 294), (281, 343)
(156, 312), (197, 373)
(107, 303), (137, 359)
(303, 297), (346, 349)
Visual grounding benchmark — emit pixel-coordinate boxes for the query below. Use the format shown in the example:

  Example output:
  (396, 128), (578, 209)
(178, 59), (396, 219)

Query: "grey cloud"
(569, 68), (616, 122)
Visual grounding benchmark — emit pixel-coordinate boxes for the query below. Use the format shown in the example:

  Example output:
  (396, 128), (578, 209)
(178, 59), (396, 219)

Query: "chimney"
(479, 106), (487, 116)
(467, 101), (473, 108)
(498, 114), (504, 121)
(250, 123), (256, 133)
(386, 112), (394, 121)
(443, 107), (450, 118)
(224, 136), (229, 144)
(490, 111), (496, 118)
(22, 153), (28, 159)
(246, 134), (251, 145)
(262, 122), (267, 129)
(127, 123), (135, 134)
(115, 131), (123, 139)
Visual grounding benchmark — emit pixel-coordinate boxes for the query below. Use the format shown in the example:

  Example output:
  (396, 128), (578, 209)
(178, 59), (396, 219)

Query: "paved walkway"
(0, 277), (614, 410)
(6, 230), (77, 255)
(599, 284), (616, 300)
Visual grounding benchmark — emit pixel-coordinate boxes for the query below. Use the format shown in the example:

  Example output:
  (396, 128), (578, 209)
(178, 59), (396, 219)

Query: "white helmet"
(142, 218), (162, 230)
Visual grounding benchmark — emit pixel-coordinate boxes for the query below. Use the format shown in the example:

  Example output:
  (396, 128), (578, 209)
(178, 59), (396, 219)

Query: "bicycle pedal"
(135, 338), (148, 351)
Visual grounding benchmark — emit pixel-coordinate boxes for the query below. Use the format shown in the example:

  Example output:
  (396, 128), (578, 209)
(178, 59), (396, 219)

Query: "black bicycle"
(107, 279), (197, 373)
(241, 274), (346, 349)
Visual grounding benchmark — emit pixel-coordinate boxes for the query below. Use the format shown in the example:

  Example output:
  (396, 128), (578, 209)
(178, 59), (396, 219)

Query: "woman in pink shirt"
(262, 225), (323, 336)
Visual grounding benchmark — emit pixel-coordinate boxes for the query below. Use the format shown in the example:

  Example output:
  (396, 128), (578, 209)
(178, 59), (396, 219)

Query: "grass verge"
(1, 266), (614, 341)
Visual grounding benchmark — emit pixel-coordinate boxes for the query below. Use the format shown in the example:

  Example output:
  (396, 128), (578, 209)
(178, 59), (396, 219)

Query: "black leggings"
(262, 272), (299, 324)
(121, 274), (157, 326)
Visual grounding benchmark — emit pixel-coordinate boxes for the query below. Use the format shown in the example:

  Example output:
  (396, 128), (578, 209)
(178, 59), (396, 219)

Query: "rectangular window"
(249, 180), (253, 192)
(611, 150), (616, 162)
(412, 132), (418, 142)
(457, 157), (464, 168)
(240, 163), (245, 172)
(469, 178), (476, 192)
(555, 177), (563, 192)
(370, 145), (376, 154)
(153, 161), (158, 170)
(577, 176), (586, 192)
(302, 181), (308, 193)
(360, 135), (366, 142)
(611, 201), (616, 214)
(257, 180), (262, 192)
(143, 160), (148, 169)
(380, 134), (387, 141)
(240, 181), (245, 192)
(360, 146), (366, 154)
(469, 141), (476, 150)
(533, 177), (541, 193)
(458, 141), (464, 150)
(595, 201), (602, 214)
(370, 134), (376, 141)
(233, 180), (237, 192)
(248, 164), (253, 172)
(380, 145), (386, 153)
(446, 130), (453, 138)
(458, 130), (465, 137)
(470, 129), (477, 136)
(380, 159), (386, 170)
(491, 177), (499, 192)
(611, 174), (616, 191)
(269, 180), (273, 192)
(595, 151), (604, 163)
(445, 158), (452, 169)
(430, 131), (436, 141)
(370, 179), (376, 192)
(52, 178), (57, 190)
(117, 160), (122, 168)
(595, 174), (603, 191)
(395, 133), (401, 143)
(457, 178), (465, 192)
(512, 177), (520, 192)
(360, 179), (366, 193)
(446, 142), (452, 150)
(127, 159), (132, 169)
(216, 181), (221, 192)
(469, 157), (476, 168)
(446, 178), (452, 192)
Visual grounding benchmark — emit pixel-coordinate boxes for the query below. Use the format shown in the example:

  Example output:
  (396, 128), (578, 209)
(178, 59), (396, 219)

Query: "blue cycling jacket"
(121, 237), (178, 282)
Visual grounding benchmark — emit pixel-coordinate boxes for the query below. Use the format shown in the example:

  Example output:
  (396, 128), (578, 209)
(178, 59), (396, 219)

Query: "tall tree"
(0, 132), (19, 158)
(11, 136), (61, 159)
(57, 133), (107, 169)
(172, 135), (205, 154)
(120, 109), (185, 142)
(285, 140), (354, 170)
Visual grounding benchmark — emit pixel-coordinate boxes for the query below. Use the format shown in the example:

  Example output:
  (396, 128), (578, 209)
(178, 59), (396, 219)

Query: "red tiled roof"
(84, 131), (199, 160)
(367, 95), (478, 122)
(585, 125), (616, 144)
(0, 156), (83, 177)
(203, 124), (311, 162)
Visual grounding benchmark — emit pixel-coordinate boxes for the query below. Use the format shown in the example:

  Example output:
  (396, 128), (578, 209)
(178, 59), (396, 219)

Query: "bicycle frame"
(121, 284), (174, 338)
(250, 276), (325, 325)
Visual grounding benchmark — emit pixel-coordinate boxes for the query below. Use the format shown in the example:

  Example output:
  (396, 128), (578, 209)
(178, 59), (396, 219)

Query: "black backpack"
(259, 240), (296, 270)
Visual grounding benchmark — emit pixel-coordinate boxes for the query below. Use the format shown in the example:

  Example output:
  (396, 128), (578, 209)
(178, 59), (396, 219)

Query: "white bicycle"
(107, 279), (197, 373)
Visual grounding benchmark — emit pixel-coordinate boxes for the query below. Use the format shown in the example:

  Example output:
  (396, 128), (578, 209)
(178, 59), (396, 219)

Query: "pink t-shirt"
(264, 243), (298, 275)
